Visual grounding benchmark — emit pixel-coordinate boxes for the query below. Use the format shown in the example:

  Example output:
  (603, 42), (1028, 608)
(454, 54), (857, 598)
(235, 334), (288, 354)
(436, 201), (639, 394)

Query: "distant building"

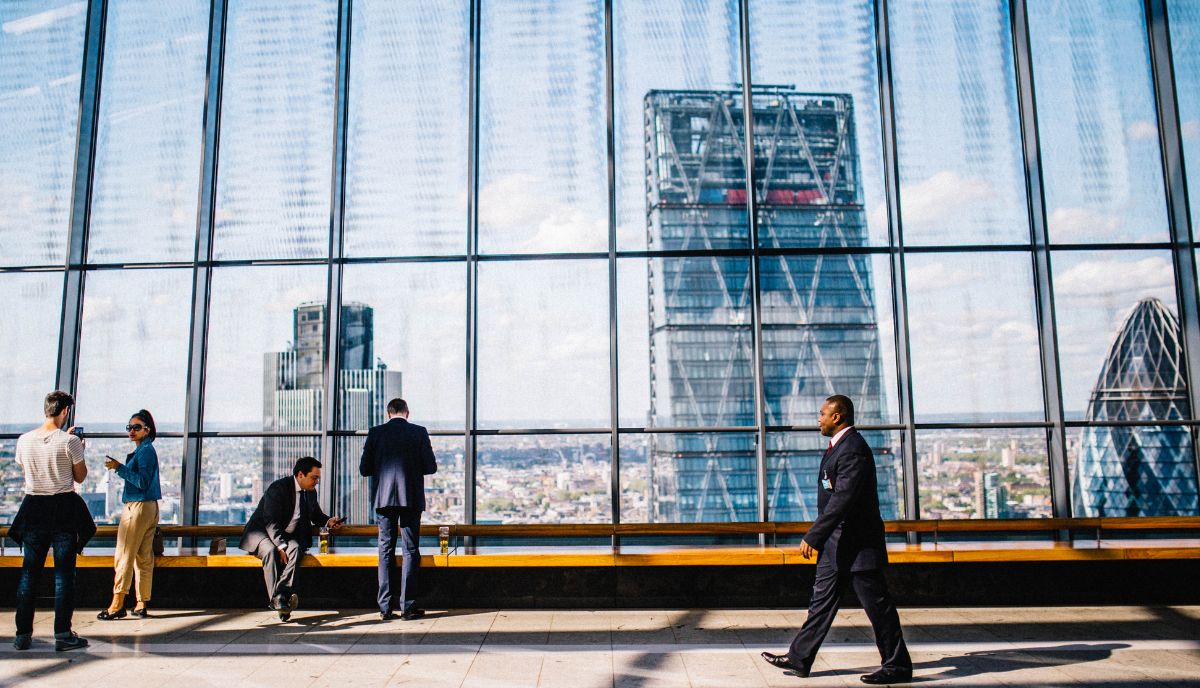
(982, 472), (1009, 519)
(263, 302), (401, 523)
(643, 89), (900, 522)
(1072, 298), (1200, 516)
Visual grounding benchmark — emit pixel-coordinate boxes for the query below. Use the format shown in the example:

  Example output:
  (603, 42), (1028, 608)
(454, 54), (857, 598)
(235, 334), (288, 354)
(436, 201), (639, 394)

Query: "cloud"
(904, 260), (975, 291)
(478, 173), (606, 253)
(1183, 120), (1200, 141)
(1047, 206), (1124, 242)
(902, 170), (996, 225)
(1053, 255), (1174, 299)
(1126, 120), (1158, 141)
(2, 2), (85, 35)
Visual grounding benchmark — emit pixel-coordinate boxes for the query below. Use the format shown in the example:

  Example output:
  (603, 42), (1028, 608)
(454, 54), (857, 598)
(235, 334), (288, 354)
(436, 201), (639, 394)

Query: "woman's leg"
(131, 501), (159, 606)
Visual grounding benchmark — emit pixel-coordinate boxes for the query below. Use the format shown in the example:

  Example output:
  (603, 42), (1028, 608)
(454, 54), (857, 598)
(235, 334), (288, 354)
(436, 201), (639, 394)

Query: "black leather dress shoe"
(760, 652), (808, 677)
(97, 608), (127, 620)
(400, 609), (425, 621)
(860, 667), (912, 684)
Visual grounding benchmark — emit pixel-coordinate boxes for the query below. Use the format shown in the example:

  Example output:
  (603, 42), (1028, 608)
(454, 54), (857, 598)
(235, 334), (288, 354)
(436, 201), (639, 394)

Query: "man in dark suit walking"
(241, 456), (343, 621)
(762, 395), (912, 684)
(360, 398), (437, 621)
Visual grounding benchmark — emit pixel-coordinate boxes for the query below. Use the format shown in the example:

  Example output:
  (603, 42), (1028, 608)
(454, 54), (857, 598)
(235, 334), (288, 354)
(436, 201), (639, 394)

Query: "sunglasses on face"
(126, 424), (147, 432)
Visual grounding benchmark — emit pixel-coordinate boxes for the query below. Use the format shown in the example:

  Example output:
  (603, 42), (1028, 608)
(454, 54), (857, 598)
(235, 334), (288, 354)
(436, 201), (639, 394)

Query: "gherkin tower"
(1072, 298), (1200, 517)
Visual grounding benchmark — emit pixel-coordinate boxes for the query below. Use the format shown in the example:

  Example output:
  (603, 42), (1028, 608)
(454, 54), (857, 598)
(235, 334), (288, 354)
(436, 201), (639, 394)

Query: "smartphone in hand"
(70, 426), (85, 436)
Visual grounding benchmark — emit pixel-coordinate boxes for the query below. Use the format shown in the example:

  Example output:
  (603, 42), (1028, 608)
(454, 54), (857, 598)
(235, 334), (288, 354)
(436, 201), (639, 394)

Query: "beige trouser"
(113, 500), (159, 601)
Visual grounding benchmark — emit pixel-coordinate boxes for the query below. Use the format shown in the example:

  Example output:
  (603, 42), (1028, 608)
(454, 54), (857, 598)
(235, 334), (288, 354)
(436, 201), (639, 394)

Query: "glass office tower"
(1073, 298), (1200, 517)
(644, 89), (899, 522)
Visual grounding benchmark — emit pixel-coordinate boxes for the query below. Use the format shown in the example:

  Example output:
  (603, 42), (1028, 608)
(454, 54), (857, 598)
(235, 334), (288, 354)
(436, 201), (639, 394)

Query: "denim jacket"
(116, 440), (161, 502)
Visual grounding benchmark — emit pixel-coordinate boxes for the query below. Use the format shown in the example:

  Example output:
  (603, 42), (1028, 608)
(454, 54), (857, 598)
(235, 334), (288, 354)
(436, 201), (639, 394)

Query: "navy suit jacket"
(241, 476), (329, 554)
(803, 428), (888, 572)
(359, 417), (437, 513)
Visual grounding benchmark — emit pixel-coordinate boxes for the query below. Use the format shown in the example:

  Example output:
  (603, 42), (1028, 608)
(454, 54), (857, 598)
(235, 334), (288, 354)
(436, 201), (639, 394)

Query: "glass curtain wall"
(2, 0), (1198, 527)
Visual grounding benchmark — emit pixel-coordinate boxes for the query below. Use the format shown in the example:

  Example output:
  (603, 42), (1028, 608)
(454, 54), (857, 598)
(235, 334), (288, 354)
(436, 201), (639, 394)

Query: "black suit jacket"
(803, 428), (888, 572)
(240, 476), (329, 554)
(359, 417), (437, 512)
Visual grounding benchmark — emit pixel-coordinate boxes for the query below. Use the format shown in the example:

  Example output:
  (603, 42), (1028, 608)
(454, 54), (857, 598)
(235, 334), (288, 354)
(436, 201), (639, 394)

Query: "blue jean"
(15, 529), (77, 636)
(377, 507), (421, 613)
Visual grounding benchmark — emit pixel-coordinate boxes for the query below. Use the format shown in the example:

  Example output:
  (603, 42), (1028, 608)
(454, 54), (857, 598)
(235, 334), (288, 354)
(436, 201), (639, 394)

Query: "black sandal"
(97, 608), (127, 620)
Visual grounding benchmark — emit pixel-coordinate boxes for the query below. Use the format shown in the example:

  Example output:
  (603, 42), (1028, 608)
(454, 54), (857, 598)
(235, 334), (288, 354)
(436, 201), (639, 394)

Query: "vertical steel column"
(604, 0), (621, 537)
(464, 0), (482, 529)
(56, 0), (108, 397)
(1145, 0), (1200, 485)
(181, 0), (229, 527)
(1010, 0), (1070, 519)
(320, 0), (354, 517)
(873, 0), (919, 529)
(737, 0), (770, 528)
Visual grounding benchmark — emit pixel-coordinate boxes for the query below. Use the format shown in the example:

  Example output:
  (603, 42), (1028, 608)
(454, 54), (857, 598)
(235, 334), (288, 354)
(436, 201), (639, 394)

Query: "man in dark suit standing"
(241, 456), (343, 621)
(360, 398), (437, 621)
(762, 395), (912, 684)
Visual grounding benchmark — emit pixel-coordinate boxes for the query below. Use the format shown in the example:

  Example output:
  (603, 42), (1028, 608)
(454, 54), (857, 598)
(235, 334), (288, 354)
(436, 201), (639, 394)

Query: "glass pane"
(620, 432), (756, 523)
(0, 272), (62, 429)
(337, 435), (464, 525)
(87, 0), (208, 263)
(0, 1), (87, 266)
(339, 263), (466, 431)
(1053, 250), (1182, 420)
(198, 436), (320, 525)
(619, 256), (754, 430)
(478, 0), (607, 254)
(748, 0), (889, 246)
(213, 0), (337, 260)
(344, 0), (469, 257)
(614, 0), (740, 251)
(906, 252), (1044, 422)
(203, 265), (328, 431)
(917, 428), (1052, 519)
(889, 0), (1029, 245)
(2, 439), (20, 523)
(477, 434), (611, 524)
(77, 437), (183, 525)
(762, 253), (899, 426)
(767, 431), (904, 521)
(1069, 425), (1198, 517)
(1169, 0), (1200, 233)
(74, 269), (192, 433)
(1028, 0), (1169, 243)
(476, 260), (609, 429)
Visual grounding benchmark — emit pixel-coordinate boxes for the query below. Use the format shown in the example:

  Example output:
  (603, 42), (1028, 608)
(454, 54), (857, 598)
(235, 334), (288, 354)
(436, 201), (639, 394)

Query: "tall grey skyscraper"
(644, 88), (899, 523)
(1072, 298), (1199, 517)
(263, 302), (401, 523)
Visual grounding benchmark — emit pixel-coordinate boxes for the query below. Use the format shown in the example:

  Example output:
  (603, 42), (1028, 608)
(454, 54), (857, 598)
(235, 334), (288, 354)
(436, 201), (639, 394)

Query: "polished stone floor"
(1, 606), (1198, 687)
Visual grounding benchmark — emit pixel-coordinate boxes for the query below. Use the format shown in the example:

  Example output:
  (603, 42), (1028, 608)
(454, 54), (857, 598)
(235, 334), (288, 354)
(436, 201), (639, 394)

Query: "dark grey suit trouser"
(253, 538), (301, 605)
(787, 560), (911, 674)
(376, 507), (421, 613)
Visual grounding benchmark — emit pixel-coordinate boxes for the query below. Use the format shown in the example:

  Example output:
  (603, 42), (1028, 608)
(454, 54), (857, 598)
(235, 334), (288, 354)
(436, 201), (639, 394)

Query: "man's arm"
(68, 435), (87, 483)
(359, 427), (378, 477)
(421, 428), (437, 475)
(802, 448), (871, 551)
(261, 483), (288, 548)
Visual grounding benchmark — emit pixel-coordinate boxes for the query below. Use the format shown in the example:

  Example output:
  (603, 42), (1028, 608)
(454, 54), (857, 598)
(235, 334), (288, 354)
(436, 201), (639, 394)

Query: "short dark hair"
(825, 394), (855, 426)
(293, 456), (322, 477)
(386, 398), (408, 416)
(130, 409), (157, 442)
(44, 390), (74, 418)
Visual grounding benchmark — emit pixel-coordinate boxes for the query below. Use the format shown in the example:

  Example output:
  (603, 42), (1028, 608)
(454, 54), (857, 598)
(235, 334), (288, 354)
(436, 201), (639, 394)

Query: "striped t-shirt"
(15, 428), (85, 495)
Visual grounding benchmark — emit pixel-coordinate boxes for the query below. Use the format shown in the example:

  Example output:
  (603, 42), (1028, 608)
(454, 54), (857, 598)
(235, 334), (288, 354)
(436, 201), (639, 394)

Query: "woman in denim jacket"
(97, 409), (161, 619)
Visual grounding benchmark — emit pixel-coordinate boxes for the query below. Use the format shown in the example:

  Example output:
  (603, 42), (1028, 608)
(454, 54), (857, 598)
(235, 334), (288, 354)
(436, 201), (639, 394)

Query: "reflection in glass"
(74, 269), (192, 432)
(87, 0), (208, 263)
(339, 263), (466, 430)
(213, 0), (337, 260)
(477, 435), (611, 524)
(1069, 425), (1198, 518)
(1168, 0), (1200, 233)
(748, 0), (889, 246)
(906, 252), (1044, 422)
(767, 431), (903, 521)
(1, 439), (20, 522)
(476, 260), (609, 428)
(1028, 0), (1168, 243)
(198, 436), (320, 525)
(0, 272), (62, 428)
(0, 1), (87, 266)
(344, 0), (469, 257)
(613, 0), (740, 250)
(889, 0), (1029, 245)
(203, 265), (327, 431)
(81, 437), (183, 525)
(478, 0), (606, 254)
(1052, 251), (1179, 418)
(918, 428), (1051, 519)
(621, 432), (756, 523)
(337, 435), (464, 525)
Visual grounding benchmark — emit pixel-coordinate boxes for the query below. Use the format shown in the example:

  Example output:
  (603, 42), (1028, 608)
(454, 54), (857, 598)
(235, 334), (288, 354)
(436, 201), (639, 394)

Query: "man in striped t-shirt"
(11, 391), (90, 652)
